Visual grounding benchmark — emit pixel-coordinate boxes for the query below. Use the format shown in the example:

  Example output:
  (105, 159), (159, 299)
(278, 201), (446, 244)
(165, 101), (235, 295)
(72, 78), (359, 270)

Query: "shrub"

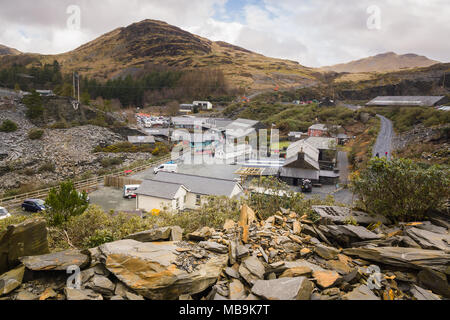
(45, 180), (90, 226)
(28, 128), (44, 140)
(0, 120), (18, 132)
(23, 90), (44, 119)
(351, 157), (450, 222)
(38, 162), (55, 173)
(101, 157), (124, 167)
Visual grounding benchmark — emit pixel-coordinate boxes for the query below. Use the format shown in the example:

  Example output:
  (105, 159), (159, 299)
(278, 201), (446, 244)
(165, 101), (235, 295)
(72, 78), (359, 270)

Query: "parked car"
(123, 185), (140, 199)
(301, 179), (313, 193)
(0, 207), (11, 220)
(21, 199), (46, 212)
(154, 163), (178, 174)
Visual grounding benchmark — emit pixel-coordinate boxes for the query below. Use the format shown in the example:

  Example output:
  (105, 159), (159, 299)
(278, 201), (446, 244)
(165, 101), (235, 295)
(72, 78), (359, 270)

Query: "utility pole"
(73, 72), (76, 99)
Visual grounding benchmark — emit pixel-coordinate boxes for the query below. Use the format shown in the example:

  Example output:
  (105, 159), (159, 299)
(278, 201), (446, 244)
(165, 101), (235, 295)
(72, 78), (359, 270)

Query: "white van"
(154, 163), (178, 174)
(123, 185), (140, 199)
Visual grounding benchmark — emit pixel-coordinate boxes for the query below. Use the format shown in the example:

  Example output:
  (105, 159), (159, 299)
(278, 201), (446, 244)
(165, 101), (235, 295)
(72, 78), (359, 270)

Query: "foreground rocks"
(0, 205), (449, 300)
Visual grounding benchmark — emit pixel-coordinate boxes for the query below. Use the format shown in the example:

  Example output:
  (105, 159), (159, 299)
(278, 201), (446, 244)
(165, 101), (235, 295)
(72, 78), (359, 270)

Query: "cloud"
(0, 0), (448, 67)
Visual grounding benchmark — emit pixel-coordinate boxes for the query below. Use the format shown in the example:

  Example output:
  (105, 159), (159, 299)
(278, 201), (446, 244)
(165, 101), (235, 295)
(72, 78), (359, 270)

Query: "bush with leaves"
(23, 90), (44, 119)
(0, 120), (18, 132)
(28, 128), (44, 140)
(45, 181), (89, 226)
(351, 157), (450, 222)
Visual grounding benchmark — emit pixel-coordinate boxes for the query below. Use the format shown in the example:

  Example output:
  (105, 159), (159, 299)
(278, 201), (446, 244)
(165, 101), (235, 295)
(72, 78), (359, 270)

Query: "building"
(136, 172), (243, 212)
(127, 136), (156, 145)
(308, 124), (328, 137)
(280, 140), (320, 186)
(143, 128), (171, 141)
(36, 90), (55, 97)
(224, 118), (265, 139)
(366, 96), (448, 107)
(179, 104), (195, 114)
(288, 132), (306, 141)
(135, 180), (189, 212)
(280, 137), (340, 185)
(193, 101), (213, 110)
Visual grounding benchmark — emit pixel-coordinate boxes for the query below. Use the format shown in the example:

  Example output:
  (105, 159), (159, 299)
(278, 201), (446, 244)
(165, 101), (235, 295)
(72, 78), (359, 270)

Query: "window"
(175, 199), (179, 210)
(195, 195), (201, 206)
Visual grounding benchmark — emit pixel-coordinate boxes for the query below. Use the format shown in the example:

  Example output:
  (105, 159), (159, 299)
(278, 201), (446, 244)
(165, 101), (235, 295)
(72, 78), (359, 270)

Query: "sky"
(0, 0), (449, 67)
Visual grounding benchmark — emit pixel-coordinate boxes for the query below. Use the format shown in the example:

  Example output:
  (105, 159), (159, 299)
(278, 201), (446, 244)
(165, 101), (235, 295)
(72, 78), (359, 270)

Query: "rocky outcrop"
(98, 240), (228, 300)
(0, 218), (49, 274)
(0, 205), (449, 301)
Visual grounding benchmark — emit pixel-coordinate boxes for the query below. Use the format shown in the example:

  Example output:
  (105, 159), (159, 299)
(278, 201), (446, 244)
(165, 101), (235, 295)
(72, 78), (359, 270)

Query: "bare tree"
(167, 100), (180, 116)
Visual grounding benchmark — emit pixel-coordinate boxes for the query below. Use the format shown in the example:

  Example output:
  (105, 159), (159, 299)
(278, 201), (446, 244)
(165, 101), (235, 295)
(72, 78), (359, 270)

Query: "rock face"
(0, 218), (49, 274)
(344, 247), (450, 273)
(125, 226), (183, 242)
(251, 277), (313, 300)
(98, 240), (228, 300)
(20, 250), (89, 271)
(1, 204), (449, 301)
(312, 206), (390, 225)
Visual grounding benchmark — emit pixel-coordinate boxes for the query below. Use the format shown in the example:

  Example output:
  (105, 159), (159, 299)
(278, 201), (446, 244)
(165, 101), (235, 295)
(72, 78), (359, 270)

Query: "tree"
(81, 91), (91, 106)
(23, 90), (44, 119)
(167, 100), (180, 116)
(45, 181), (90, 226)
(351, 158), (450, 222)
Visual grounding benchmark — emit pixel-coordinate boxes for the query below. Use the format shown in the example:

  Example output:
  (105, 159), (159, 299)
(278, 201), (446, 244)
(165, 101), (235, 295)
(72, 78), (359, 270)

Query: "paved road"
(372, 115), (394, 160)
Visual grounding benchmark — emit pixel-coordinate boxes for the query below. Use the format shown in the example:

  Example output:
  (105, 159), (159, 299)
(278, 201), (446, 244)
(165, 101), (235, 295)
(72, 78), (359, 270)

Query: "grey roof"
(366, 96), (446, 107)
(143, 128), (170, 137)
(128, 136), (155, 144)
(309, 124), (328, 131)
(135, 180), (186, 199)
(153, 172), (241, 197)
(305, 137), (338, 150)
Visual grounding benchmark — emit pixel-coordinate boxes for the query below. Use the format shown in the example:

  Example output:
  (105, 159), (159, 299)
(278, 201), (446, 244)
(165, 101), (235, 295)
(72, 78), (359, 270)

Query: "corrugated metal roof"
(136, 180), (186, 199)
(305, 137), (338, 150)
(128, 136), (156, 144)
(309, 124), (328, 131)
(153, 172), (241, 197)
(366, 96), (445, 106)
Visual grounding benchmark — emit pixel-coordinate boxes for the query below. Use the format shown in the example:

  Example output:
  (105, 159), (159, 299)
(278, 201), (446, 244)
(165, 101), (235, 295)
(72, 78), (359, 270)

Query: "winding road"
(372, 115), (394, 160)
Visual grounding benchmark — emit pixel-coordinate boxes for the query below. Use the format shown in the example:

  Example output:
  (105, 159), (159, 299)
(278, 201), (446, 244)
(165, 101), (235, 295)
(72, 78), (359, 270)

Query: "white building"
(135, 172), (243, 212)
(193, 101), (213, 110)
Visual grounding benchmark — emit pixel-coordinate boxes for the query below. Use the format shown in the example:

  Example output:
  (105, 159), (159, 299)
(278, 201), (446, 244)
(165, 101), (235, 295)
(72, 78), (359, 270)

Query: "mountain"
(321, 52), (439, 73)
(2, 19), (318, 91)
(0, 44), (21, 56)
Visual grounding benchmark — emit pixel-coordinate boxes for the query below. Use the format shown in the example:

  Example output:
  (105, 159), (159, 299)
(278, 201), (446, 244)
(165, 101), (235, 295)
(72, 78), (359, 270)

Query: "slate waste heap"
(0, 205), (449, 300)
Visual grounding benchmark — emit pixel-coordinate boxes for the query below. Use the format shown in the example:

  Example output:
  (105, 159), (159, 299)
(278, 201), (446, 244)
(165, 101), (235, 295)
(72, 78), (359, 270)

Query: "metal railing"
(0, 155), (173, 211)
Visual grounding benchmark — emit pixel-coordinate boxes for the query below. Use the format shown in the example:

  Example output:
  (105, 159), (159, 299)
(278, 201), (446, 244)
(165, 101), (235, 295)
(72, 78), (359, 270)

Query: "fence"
(104, 176), (143, 189)
(0, 154), (173, 211)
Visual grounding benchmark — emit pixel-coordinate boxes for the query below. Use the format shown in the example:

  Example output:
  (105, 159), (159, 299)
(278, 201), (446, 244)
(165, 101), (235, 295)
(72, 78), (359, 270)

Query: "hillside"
(322, 52), (439, 73)
(0, 44), (21, 56)
(0, 20), (318, 91)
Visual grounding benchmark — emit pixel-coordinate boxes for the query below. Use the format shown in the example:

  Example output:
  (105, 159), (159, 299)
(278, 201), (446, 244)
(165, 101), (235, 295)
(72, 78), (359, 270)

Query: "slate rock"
(0, 265), (25, 295)
(64, 288), (103, 300)
(98, 240), (228, 300)
(199, 241), (228, 254)
(20, 250), (89, 271)
(417, 269), (450, 298)
(312, 270), (342, 289)
(342, 285), (380, 300)
(405, 227), (450, 252)
(410, 284), (441, 300)
(0, 218), (49, 274)
(314, 244), (340, 260)
(252, 277), (313, 300)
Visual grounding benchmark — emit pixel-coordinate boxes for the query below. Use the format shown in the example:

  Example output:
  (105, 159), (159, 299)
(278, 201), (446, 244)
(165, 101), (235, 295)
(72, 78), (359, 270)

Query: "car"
(154, 163), (178, 174)
(0, 207), (11, 220)
(123, 185), (140, 199)
(21, 199), (46, 212)
(301, 179), (313, 193)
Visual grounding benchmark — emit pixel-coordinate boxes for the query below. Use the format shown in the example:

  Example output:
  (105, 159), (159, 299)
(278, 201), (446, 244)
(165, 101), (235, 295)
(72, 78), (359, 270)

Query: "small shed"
(128, 136), (156, 145)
